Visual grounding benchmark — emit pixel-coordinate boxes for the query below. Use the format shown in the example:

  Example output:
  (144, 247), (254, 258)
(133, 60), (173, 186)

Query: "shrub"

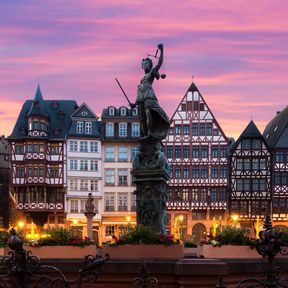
(104, 225), (181, 246)
(214, 226), (256, 247)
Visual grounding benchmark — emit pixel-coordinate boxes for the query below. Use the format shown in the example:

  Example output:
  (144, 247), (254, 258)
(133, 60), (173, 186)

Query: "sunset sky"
(0, 0), (287, 138)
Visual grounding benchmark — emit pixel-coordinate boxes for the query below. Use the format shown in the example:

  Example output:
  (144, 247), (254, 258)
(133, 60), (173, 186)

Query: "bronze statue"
(130, 43), (170, 140)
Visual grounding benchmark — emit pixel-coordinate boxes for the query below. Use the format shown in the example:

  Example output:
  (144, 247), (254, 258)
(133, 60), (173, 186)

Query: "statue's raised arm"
(152, 43), (164, 73)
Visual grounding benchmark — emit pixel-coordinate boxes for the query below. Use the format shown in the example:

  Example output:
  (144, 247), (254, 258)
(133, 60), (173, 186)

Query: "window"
(236, 159), (243, 170)
(33, 121), (39, 129)
(80, 160), (88, 171)
(192, 166), (199, 178)
(50, 166), (59, 177)
(132, 108), (138, 116)
(194, 101), (199, 110)
(118, 146), (128, 161)
(105, 169), (115, 185)
(28, 166), (33, 177)
(79, 141), (88, 152)
(192, 146), (199, 158)
(211, 166), (218, 178)
(119, 123), (127, 137)
(206, 123), (212, 136)
(175, 146), (181, 158)
(41, 122), (46, 131)
(192, 210), (206, 220)
(211, 188), (217, 202)
(85, 122), (92, 134)
(244, 179), (250, 191)
(131, 146), (138, 160)
(108, 107), (115, 116)
(16, 166), (25, 177)
(213, 128), (219, 136)
(201, 166), (208, 178)
(252, 139), (261, 149)
(105, 123), (114, 137)
(80, 200), (86, 213)
(132, 123), (140, 137)
(50, 144), (59, 154)
(27, 144), (32, 153)
(244, 159), (250, 171)
(69, 141), (77, 152)
(80, 179), (88, 191)
(242, 139), (250, 149)
(199, 123), (205, 136)
(200, 103), (205, 111)
(105, 225), (115, 236)
(201, 146), (208, 158)
(211, 145), (218, 158)
(33, 166), (38, 177)
(167, 146), (173, 158)
(90, 160), (98, 171)
(118, 169), (128, 185)
(236, 179), (244, 191)
(220, 166), (227, 178)
(175, 125), (181, 135)
(183, 125), (189, 135)
(90, 180), (98, 191)
(276, 152), (285, 163)
(175, 167), (181, 178)
(76, 122), (84, 134)
(38, 166), (44, 177)
(70, 200), (78, 213)
(131, 193), (137, 211)
(105, 193), (115, 211)
(183, 167), (189, 178)
(192, 124), (198, 136)
(183, 146), (189, 158)
(90, 142), (98, 153)
(118, 193), (128, 211)
(105, 146), (115, 161)
(219, 189), (226, 201)
(259, 158), (266, 170)
(120, 107), (126, 116)
(70, 179), (78, 191)
(69, 160), (78, 170)
(220, 145), (227, 158)
(33, 144), (39, 153)
(15, 144), (24, 154)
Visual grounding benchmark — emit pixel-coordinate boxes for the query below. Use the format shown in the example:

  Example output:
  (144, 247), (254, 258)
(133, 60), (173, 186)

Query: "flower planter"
(3, 246), (97, 259)
(199, 245), (260, 259)
(101, 244), (183, 259)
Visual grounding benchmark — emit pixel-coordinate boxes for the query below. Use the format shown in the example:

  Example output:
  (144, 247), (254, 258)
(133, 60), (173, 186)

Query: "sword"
(115, 77), (132, 106)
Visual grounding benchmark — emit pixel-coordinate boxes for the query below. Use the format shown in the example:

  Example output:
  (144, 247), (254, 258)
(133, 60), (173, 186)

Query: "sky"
(0, 0), (288, 139)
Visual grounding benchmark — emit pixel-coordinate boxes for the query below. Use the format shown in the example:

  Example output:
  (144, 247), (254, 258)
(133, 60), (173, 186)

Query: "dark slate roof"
(9, 88), (78, 140)
(27, 85), (49, 118)
(263, 106), (288, 148)
(231, 120), (263, 152)
(187, 82), (198, 92)
(67, 121), (102, 138)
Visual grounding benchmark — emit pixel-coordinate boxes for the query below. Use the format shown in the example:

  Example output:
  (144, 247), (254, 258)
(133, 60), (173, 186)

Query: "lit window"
(70, 200), (78, 213)
(105, 193), (115, 212)
(118, 193), (128, 211)
(80, 179), (89, 191)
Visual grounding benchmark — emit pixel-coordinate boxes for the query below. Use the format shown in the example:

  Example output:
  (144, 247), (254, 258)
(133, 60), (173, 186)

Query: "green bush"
(215, 226), (256, 246)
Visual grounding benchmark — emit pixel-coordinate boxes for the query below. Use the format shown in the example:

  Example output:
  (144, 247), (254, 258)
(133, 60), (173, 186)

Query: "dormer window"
(132, 108), (138, 116)
(81, 111), (88, 117)
(77, 122), (84, 134)
(85, 122), (92, 134)
(33, 121), (39, 129)
(41, 122), (47, 131)
(108, 107), (115, 116)
(120, 107), (126, 116)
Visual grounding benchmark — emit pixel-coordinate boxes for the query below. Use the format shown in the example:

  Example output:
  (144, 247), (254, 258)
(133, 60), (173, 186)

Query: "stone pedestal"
(132, 138), (170, 234)
(84, 212), (96, 239)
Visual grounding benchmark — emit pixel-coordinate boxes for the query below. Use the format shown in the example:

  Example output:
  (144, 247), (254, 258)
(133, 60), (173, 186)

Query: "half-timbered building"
(163, 82), (229, 242)
(229, 120), (272, 226)
(263, 106), (288, 224)
(100, 106), (140, 243)
(8, 85), (78, 228)
(66, 103), (102, 240)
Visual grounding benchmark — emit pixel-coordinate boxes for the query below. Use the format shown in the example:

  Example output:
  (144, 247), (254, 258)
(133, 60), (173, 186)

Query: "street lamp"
(72, 219), (79, 225)
(18, 221), (24, 229)
(231, 214), (239, 227)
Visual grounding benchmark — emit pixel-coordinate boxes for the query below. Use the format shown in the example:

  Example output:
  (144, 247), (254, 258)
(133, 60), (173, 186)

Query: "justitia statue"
(130, 43), (170, 140)
(130, 43), (170, 234)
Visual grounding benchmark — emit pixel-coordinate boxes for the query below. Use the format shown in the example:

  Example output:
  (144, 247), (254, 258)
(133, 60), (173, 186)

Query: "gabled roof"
(27, 85), (49, 118)
(231, 120), (263, 152)
(9, 87), (78, 140)
(263, 106), (288, 148)
(71, 102), (99, 120)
